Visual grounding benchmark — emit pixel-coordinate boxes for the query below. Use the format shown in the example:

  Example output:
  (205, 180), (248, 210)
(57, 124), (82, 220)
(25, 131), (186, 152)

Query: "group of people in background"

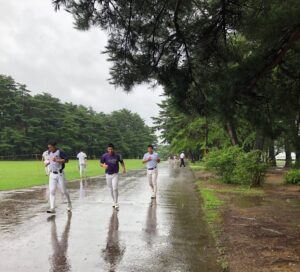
(41, 142), (160, 213)
(168, 151), (186, 167)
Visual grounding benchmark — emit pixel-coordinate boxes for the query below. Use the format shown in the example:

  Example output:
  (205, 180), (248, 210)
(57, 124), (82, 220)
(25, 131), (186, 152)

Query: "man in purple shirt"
(100, 143), (126, 210)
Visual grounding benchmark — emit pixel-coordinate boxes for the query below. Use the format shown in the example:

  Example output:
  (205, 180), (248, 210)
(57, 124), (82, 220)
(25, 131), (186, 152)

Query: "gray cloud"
(0, 0), (163, 125)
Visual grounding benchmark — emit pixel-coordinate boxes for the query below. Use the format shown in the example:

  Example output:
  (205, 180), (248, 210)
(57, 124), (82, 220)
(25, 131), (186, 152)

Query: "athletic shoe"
(112, 203), (119, 210)
(67, 203), (72, 212)
(46, 208), (55, 214)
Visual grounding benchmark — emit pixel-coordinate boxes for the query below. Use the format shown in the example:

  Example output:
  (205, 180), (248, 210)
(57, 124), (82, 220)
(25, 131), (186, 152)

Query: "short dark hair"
(107, 143), (115, 149)
(48, 140), (57, 146)
(148, 144), (154, 149)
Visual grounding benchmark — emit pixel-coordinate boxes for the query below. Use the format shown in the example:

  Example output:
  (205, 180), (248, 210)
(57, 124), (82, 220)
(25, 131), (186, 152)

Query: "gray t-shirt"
(143, 152), (159, 169)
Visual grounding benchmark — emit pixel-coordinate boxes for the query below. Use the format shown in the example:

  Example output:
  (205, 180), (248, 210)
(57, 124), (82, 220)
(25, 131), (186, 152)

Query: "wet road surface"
(0, 164), (221, 272)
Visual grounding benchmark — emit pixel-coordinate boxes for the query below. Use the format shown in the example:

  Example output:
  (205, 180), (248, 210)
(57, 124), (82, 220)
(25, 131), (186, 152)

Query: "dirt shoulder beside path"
(194, 168), (300, 272)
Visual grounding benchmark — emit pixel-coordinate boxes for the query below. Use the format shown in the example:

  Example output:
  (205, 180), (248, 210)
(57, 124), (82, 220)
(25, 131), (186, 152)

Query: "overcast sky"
(0, 0), (164, 125)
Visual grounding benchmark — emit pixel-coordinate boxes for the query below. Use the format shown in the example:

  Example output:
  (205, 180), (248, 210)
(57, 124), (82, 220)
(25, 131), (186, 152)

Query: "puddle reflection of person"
(144, 199), (157, 246)
(47, 213), (72, 272)
(79, 178), (87, 200)
(103, 210), (125, 271)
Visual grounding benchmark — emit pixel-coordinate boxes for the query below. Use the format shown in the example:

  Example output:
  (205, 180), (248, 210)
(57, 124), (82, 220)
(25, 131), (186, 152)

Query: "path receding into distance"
(0, 163), (221, 272)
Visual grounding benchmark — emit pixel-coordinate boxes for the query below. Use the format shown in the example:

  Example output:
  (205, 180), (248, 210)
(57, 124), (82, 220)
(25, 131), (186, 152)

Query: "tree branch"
(248, 25), (300, 91)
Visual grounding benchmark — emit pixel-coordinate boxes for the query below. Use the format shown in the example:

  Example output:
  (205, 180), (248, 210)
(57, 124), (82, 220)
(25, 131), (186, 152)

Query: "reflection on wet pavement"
(0, 164), (221, 272)
(48, 214), (72, 272)
(144, 199), (157, 247)
(102, 210), (125, 271)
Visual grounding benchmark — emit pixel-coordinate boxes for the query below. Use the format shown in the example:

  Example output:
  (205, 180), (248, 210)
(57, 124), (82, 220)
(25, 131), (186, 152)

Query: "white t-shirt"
(77, 152), (87, 165)
(42, 150), (50, 165)
(143, 152), (159, 169)
(42, 150), (50, 160)
(180, 153), (185, 159)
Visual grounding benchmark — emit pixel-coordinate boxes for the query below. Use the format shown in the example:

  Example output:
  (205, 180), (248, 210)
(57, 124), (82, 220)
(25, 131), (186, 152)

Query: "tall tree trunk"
(205, 117), (208, 152)
(268, 140), (276, 167)
(226, 121), (239, 146)
(296, 151), (300, 168)
(294, 136), (300, 168)
(284, 140), (292, 168)
(254, 128), (265, 151)
(293, 113), (300, 168)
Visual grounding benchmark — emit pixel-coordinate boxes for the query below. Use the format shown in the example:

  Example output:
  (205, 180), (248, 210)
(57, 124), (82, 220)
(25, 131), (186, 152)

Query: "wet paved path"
(0, 164), (220, 272)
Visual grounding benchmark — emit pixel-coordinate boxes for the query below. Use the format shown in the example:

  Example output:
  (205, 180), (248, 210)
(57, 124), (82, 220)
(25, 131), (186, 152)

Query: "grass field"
(0, 159), (144, 191)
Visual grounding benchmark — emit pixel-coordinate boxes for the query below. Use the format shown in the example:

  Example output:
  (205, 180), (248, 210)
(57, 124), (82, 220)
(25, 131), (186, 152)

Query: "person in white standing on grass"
(100, 143), (126, 210)
(143, 145), (160, 199)
(77, 149), (87, 178)
(47, 140), (72, 214)
(42, 149), (51, 176)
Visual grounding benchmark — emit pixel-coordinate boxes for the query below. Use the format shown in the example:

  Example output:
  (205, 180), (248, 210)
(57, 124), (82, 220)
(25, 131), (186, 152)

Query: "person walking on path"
(77, 149), (87, 178)
(180, 151), (185, 167)
(142, 145), (160, 199)
(100, 143), (126, 210)
(42, 149), (51, 176)
(47, 140), (72, 214)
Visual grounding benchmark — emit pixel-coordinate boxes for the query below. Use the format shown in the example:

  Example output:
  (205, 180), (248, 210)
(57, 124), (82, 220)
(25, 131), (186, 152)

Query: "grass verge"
(0, 159), (143, 191)
(196, 181), (228, 271)
(189, 161), (206, 171)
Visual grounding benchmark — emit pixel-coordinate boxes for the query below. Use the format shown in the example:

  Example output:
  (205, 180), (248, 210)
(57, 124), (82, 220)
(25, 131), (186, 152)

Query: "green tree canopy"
(0, 74), (156, 158)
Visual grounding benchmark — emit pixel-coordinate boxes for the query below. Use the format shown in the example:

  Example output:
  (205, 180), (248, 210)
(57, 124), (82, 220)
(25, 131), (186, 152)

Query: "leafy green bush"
(204, 147), (267, 186)
(284, 169), (300, 185)
(204, 146), (241, 183)
(233, 150), (267, 186)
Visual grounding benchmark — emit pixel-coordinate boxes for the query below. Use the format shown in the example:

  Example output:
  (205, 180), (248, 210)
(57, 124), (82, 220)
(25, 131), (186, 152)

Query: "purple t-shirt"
(100, 153), (123, 174)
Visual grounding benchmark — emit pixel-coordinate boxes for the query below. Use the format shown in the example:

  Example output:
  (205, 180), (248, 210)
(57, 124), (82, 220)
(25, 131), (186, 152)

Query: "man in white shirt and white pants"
(180, 151), (185, 167)
(77, 150), (87, 178)
(143, 145), (160, 199)
(47, 140), (72, 213)
(42, 150), (50, 176)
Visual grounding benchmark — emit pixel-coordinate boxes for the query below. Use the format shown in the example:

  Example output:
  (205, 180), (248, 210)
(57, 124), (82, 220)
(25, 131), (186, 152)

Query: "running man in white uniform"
(100, 143), (126, 210)
(77, 150), (87, 178)
(42, 150), (51, 176)
(143, 145), (160, 199)
(47, 140), (72, 214)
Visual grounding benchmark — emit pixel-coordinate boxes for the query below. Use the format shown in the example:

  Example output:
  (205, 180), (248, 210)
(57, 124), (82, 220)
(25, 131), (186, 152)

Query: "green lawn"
(0, 159), (144, 191)
(189, 161), (206, 171)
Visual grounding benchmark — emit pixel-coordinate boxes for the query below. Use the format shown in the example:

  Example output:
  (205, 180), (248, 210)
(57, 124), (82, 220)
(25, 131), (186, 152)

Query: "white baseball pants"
(147, 168), (158, 197)
(79, 163), (87, 177)
(49, 172), (71, 209)
(45, 166), (50, 176)
(106, 173), (119, 204)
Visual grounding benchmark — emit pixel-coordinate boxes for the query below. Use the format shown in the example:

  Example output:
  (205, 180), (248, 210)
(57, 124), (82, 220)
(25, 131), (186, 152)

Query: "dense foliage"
(0, 75), (156, 158)
(53, 0), (300, 168)
(204, 147), (267, 186)
(284, 169), (300, 185)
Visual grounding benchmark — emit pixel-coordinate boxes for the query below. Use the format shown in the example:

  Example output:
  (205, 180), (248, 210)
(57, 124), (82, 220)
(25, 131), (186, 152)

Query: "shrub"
(204, 147), (267, 186)
(284, 169), (300, 185)
(204, 146), (241, 183)
(233, 150), (267, 186)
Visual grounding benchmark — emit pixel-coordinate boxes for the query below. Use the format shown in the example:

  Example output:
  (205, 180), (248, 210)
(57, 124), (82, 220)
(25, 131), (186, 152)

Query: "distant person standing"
(180, 151), (185, 167)
(100, 143), (126, 210)
(77, 149), (87, 178)
(42, 149), (50, 176)
(47, 140), (72, 214)
(142, 145), (160, 199)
